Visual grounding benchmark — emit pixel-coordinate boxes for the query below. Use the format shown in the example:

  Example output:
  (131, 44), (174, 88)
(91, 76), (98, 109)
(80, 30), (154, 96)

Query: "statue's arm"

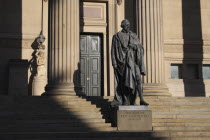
(140, 46), (146, 75)
(136, 44), (146, 76)
(111, 35), (117, 69)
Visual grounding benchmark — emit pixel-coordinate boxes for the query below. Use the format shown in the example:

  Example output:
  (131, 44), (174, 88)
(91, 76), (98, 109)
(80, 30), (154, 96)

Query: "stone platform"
(117, 106), (152, 131)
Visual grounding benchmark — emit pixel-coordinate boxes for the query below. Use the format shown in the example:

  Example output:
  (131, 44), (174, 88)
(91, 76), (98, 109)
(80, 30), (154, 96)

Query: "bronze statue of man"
(111, 19), (149, 107)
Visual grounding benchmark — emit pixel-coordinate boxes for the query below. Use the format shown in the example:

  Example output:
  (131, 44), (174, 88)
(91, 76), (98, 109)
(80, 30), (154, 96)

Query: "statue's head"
(121, 19), (130, 33)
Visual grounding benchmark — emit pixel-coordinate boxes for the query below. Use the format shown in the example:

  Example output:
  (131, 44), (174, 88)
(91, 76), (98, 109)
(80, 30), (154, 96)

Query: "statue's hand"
(129, 44), (137, 50)
(141, 72), (146, 76)
(113, 65), (118, 70)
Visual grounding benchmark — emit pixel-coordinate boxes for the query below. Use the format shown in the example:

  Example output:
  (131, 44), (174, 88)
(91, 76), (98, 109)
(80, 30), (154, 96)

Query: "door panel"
(80, 36), (88, 54)
(90, 56), (101, 96)
(80, 35), (101, 96)
(89, 37), (100, 53)
(80, 57), (87, 94)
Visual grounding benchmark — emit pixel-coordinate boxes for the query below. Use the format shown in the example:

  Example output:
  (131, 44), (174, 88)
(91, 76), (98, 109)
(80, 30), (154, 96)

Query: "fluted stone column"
(45, 0), (80, 95)
(136, 0), (164, 84)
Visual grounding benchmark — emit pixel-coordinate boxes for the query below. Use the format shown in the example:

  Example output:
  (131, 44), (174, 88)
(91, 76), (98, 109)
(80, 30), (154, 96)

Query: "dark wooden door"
(80, 35), (101, 96)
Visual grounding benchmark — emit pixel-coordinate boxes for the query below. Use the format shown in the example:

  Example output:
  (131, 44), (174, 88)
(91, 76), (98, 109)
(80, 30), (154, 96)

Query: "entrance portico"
(44, 0), (169, 96)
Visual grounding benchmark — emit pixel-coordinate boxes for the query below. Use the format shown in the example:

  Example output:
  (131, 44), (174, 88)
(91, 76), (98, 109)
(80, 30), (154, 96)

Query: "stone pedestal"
(117, 106), (152, 131)
(32, 77), (47, 96)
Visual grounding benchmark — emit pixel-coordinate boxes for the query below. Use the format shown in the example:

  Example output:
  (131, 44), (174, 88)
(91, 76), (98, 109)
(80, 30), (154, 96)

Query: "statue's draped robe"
(111, 31), (146, 106)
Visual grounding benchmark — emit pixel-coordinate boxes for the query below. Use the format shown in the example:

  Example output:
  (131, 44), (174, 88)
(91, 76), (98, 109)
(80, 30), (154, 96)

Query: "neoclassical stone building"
(0, 0), (210, 97)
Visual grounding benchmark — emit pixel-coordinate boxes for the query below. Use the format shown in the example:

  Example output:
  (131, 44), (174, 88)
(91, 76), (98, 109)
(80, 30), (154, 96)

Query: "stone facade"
(0, 0), (48, 95)
(0, 0), (210, 97)
(163, 0), (210, 97)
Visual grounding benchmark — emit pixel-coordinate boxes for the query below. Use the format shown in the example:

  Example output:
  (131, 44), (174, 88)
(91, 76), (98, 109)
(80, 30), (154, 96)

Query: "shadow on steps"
(80, 96), (115, 126)
(0, 95), (114, 140)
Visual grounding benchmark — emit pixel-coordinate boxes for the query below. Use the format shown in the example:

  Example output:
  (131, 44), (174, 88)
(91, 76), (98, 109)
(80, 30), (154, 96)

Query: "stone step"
(1, 126), (116, 133)
(0, 137), (170, 140)
(15, 114), (104, 120)
(15, 104), (99, 109)
(15, 97), (88, 101)
(13, 100), (92, 106)
(67, 138), (210, 140)
(1, 131), (210, 139)
(13, 137), (210, 140)
(102, 96), (210, 101)
(13, 103), (210, 111)
(19, 119), (106, 123)
(170, 131), (210, 137)
(143, 91), (169, 94)
(16, 111), (102, 116)
(153, 114), (210, 119)
(16, 107), (101, 112)
(9, 138), (210, 140)
(153, 108), (210, 112)
(0, 119), (107, 127)
(0, 132), (167, 139)
(153, 118), (210, 123)
(15, 96), (82, 100)
(150, 108), (210, 113)
(149, 105), (210, 109)
(153, 122), (210, 127)
(17, 121), (108, 126)
(57, 101), (92, 105)
(15, 99), (91, 107)
(153, 112), (210, 115)
(0, 122), (111, 129)
(154, 126), (210, 131)
(145, 100), (210, 104)
(170, 138), (210, 140)
(143, 90), (169, 93)
(2, 96), (209, 103)
(143, 85), (168, 89)
(145, 97), (210, 100)
(16, 112), (102, 119)
(101, 111), (210, 119)
(144, 97), (210, 101)
(0, 112), (15, 116)
(1, 130), (210, 139)
(143, 87), (168, 90)
(101, 107), (210, 113)
(147, 102), (210, 105)
(144, 92), (171, 96)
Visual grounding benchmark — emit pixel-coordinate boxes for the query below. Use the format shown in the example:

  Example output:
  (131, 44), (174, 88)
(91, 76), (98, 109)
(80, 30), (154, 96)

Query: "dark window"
(171, 64), (182, 79)
(202, 65), (210, 79)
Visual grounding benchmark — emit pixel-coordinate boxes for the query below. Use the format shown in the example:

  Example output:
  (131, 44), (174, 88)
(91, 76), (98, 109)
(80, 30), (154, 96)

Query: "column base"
(143, 83), (172, 96)
(43, 84), (77, 96)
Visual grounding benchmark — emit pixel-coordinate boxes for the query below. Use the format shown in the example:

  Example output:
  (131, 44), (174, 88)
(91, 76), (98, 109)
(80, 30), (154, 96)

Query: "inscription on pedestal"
(117, 109), (152, 131)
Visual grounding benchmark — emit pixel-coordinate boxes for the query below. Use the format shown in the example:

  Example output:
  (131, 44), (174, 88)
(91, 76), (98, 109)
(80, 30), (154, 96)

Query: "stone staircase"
(148, 97), (210, 133)
(143, 84), (171, 96)
(0, 95), (210, 140)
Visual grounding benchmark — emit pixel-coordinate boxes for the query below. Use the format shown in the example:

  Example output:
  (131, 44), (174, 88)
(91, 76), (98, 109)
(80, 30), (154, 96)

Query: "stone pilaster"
(136, 0), (164, 84)
(45, 0), (80, 95)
